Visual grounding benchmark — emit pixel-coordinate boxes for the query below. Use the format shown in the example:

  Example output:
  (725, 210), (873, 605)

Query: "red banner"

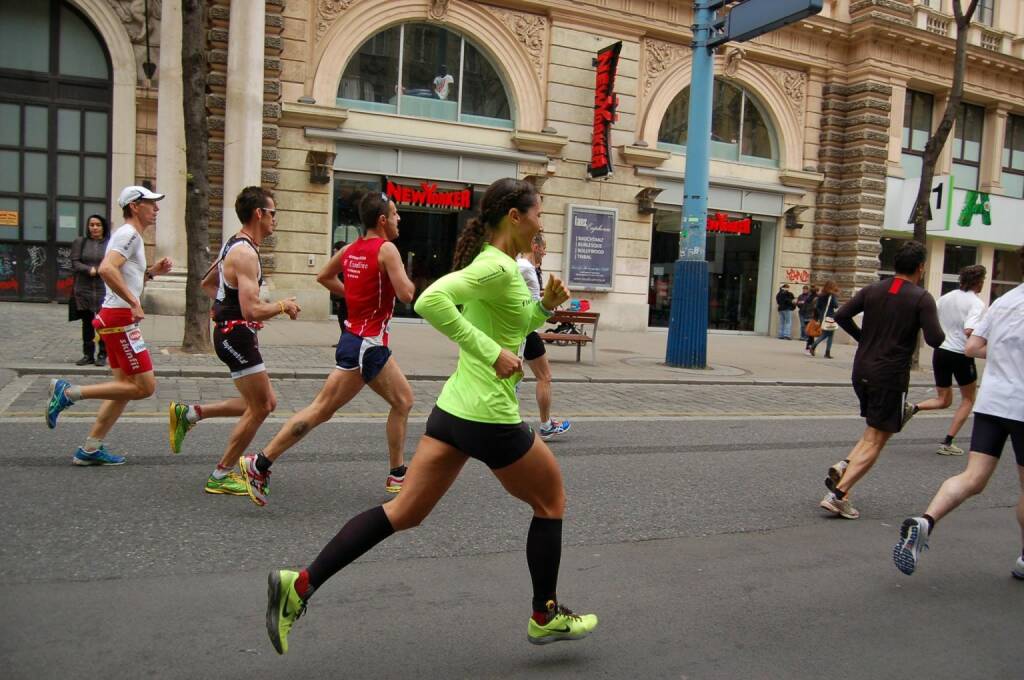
(588, 42), (621, 179)
(707, 212), (751, 235)
(385, 180), (472, 210)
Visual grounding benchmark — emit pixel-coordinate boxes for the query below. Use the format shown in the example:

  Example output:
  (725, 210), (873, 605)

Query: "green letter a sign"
(957, 191), (991, 227)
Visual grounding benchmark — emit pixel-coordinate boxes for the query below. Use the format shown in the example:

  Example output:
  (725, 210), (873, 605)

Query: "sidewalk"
(1, 302), (942, 385)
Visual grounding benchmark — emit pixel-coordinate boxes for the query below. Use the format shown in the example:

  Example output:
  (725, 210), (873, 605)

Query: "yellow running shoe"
(527, 600), (598, 645)
(266, 570), (306, 655)
(168, 401), (194, 454)
(204, 471), (248, 496)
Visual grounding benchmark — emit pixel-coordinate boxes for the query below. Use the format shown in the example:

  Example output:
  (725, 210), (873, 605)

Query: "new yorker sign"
(385, 179), (473, 210)
(588, 42), (622, 178)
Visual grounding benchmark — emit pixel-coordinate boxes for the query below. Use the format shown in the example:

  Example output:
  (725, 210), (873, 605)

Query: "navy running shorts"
(335, 330), (392, 383)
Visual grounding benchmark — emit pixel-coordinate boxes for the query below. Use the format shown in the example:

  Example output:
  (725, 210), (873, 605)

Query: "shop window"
(990, 248), (1022, 301)
(878, 236), (907, 279)
(337, 23), (513, 129)
(657, 80), (779, 167)
(941, 242), (977, 295)
(1001, 114), (1024, 199)
(951, 102), (984, 190)
(901, 90), (933, 180)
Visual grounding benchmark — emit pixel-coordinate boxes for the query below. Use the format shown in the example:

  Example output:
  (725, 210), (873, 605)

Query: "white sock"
(186, 405), (201, 424)
(83, 437), (102, 452)
(211, 466), (231, 480)
(66, 385), (83, 402)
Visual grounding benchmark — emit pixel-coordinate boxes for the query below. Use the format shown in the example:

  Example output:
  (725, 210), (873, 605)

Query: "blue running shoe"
(539, 418), (571, 441)
(46, 379), (74, 429)
(72, 445), (126, 466)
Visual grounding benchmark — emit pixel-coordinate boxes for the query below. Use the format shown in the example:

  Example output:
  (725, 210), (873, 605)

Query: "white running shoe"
(893, 517), (930, 575)
(1012, 555), (1024, 580)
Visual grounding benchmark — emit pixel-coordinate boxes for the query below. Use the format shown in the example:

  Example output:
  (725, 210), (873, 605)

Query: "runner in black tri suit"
(166, 186), (300, 496)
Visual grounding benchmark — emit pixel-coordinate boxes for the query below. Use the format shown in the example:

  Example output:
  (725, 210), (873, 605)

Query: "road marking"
(0, 375), (35, 414)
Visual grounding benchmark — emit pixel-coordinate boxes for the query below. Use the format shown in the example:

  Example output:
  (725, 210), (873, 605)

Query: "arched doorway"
(0, 0), (112, 302)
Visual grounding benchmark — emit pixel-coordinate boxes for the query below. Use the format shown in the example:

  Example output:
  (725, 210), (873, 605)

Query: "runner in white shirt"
(517, 234), (570, 440)
(45, 185), (172, 465)
(893, 245), (1024, 579)
(910, 265), (987, 455)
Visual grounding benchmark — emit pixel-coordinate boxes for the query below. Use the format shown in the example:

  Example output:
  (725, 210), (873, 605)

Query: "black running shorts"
(523, 331), (546, 361)
(970, 412), (1024, 466)
(213, 325), (265, 379)
(853, 379), (906, 433)
(424, 406), (535, 469)
(932, 347), (977, 388)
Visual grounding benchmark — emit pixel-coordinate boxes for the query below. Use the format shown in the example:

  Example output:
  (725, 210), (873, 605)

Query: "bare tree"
(181, 0), (212, 353)
(909, 0), (980, 245)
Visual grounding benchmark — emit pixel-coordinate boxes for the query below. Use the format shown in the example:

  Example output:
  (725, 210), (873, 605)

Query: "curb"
(3, 364), (939, 388)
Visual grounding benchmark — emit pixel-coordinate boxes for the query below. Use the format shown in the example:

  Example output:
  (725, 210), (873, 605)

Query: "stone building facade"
(0, 0), (1022, 335)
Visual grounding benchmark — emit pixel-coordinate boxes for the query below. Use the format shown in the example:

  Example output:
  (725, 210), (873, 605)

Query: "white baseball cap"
(117, 185), (165, 208)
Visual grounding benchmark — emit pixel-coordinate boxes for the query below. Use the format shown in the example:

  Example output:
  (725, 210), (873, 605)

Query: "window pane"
(902, 153), (923, 180)
(57, 109), (80, 151)
(910, 92), (932, 151)
(993, 248), (1023, 284)
(83, 157), (106, 197)
(902, 90), (913, 145)
(0, 1), (50, 73)
(943, 242), (977, 275)
(400, 24), (460, 121)
(0, 150), (18, 191)
(58, 154), (80, 195)
(56, 201), (78, 242)
(0, 103), (19, 146)
(1012, 117), (1024, 171)
(741, 94), (774, 159)
(712, 81), (742, 149)
(461, 41), (510, 122)
(23, 152), (46, 194)
(951, 162), (978, 190)
(83, 111), (108, 153)
(83, 202), (107, 231)
(23, 198), (47, 241)
(658, 88), (690, 146)
(962, 104), (983, 162)
(58, 6), (109, 79)
(0, 196), (17, 239)
(337, 26), (400, 112)
(24, 106), (48, 148)
(879, 237), (908, 273)
(1002, 171), (1024, 199)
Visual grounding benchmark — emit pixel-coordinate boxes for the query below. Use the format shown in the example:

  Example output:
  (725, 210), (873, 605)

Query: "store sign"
(588, 42), (622, 179)
(565, 205), (616, 291)
(0, 210), (18, 226)
(384, 180), (472, 210)
(707, 212), (751, 235)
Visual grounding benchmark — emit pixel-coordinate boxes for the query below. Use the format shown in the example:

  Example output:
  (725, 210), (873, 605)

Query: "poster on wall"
(564, 205), (617, 291)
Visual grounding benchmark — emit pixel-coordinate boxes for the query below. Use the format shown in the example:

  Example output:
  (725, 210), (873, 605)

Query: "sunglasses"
(261, 207), (277, 217)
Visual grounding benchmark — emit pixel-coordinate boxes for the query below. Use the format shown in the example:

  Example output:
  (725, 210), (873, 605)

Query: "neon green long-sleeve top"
(414, 244), (551, 424)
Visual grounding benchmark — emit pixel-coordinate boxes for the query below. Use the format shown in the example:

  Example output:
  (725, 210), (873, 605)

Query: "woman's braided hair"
(452, 178), (538, 270)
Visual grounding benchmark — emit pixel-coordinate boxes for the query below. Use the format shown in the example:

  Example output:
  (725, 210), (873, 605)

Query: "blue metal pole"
(666, 1), (716, 368)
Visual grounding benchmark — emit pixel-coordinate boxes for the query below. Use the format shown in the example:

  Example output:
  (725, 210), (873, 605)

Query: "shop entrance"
(392, 207), (459, 317)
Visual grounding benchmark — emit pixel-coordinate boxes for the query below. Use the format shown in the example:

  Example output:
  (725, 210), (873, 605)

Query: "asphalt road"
(1, 414), (1021, 679)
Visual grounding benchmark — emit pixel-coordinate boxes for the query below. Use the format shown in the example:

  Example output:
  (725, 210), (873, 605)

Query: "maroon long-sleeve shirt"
(834, 277), (945, 389)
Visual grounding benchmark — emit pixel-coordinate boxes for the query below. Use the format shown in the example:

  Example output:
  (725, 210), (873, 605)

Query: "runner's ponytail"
(452, 178), (537, 270)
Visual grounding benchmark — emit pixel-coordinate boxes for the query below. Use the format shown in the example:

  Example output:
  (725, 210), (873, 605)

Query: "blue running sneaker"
(72, 445), (126, 466)
(46, 379), (74, 429)
(893, 517), (929, 575)
(539, 418), (571, 441)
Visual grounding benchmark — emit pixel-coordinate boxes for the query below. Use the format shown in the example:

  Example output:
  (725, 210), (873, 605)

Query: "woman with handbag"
(808, 280), (840, 358)
(69, 214), (109, 365)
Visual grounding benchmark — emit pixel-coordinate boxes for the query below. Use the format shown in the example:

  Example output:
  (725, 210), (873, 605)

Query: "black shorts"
(424, 406), (535, 470)
(213, 325), (265, 379)
(523, 331), (546, 361)
(853, 380), (907, 434)
(970, 412), (1024, 466)
(932, 347), (977, 388)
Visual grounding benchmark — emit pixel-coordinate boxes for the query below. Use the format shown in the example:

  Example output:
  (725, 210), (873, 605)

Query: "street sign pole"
(665, 1), (716, 368)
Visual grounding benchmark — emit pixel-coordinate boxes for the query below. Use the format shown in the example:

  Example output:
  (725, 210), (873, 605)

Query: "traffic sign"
(711, 0), (823, 46)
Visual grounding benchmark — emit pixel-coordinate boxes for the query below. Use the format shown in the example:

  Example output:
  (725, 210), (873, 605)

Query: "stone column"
(221, 0), (266, 237)
(980, 104), (1009, 194)
(143, 0), (188, 315)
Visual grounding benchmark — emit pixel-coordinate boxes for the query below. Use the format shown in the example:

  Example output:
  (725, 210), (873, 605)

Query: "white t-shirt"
(972, 282), (1024, 422)
(516, 256), (541, 301)
(102, 224), (147, 308)
(937, 288), (986, 353)
(433, 74), (454, 100)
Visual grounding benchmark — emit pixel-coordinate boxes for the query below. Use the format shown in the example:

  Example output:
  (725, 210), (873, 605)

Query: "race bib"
(126, 326), (146, 354)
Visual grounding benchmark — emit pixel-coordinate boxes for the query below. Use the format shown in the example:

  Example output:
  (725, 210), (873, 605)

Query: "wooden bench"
(536, 310), (600, 364)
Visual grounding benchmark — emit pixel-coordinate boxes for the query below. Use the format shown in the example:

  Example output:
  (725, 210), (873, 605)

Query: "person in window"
(69, 214), (110, 366)
(433, 64), (455, 100)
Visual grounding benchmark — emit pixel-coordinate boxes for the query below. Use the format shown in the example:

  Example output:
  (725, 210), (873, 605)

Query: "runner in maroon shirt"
(819, 240), (945, 519)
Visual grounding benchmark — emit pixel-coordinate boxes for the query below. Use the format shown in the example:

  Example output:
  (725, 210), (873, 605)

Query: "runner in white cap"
(45, 185), (171, 465)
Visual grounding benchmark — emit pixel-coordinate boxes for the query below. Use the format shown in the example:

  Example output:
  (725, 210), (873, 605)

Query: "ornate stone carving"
(316, 0), (356, 43)
(428, 0), (451, 22)
(723, 47), (745, 77)
(106, 0), (161, 46)
(486, 8), (547, 78)
(766, 65), (807, 113)
(643, 38), (686, 97)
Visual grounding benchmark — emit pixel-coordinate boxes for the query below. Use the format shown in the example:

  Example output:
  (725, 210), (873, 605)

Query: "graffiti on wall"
(785, 268), (810, 284)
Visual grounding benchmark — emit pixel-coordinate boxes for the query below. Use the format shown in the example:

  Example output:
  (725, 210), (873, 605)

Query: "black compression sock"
(390, 464), (407, 477)
(306, 506), (395, 591)
(255, 451), (272, 474)
(923, 514), (936, 534)
(943, 435), (954, 446)
(527, 517), (563, 613)
(833, 488), (846, 500)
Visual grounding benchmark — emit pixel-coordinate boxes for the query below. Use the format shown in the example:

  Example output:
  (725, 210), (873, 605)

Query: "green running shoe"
(266, 570), (306, 655)
(527, 600), (598, 645)
(168, 401), (194, 454)
(204, 471), (248, 496)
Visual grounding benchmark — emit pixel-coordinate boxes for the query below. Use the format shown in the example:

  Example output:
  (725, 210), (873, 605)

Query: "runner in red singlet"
(238, 192), (416, 506)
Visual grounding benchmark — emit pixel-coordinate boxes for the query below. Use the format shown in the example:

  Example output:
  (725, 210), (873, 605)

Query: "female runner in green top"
(263, 178), (599, 655)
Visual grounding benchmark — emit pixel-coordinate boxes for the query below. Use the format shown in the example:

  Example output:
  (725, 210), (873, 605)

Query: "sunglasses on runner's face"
(261, 207), (276, 217)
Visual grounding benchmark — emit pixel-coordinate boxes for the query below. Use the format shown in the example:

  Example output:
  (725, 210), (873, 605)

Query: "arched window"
(658, 80), (778, 167)
(337, 23), (513, 129)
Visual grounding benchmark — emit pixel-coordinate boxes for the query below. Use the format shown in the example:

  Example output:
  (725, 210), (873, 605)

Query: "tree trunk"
(181, 0), (213, 353)
(909, 0), (980, 245)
